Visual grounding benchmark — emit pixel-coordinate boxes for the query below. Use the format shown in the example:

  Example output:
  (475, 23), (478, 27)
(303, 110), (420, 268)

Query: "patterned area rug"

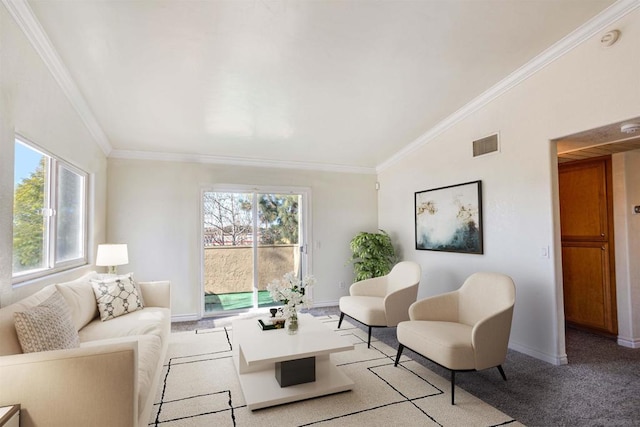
(150, 315), (523, 426)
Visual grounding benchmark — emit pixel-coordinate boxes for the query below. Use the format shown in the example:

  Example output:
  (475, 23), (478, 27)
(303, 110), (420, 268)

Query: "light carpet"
(149, 314), (523, 426)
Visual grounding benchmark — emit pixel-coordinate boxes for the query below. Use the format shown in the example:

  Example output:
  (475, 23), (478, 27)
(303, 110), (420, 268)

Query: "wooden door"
(559, 156), (617, 335)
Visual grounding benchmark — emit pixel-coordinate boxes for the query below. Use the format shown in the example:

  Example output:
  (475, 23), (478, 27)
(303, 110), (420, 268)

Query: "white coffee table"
(232, 313), (354, 410)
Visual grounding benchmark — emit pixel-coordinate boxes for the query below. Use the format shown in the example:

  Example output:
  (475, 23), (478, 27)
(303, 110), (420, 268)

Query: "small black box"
(275, 357), (316, 387)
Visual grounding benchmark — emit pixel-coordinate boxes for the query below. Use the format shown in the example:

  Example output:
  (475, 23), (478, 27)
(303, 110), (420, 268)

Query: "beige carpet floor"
(151, 314), (523, 426)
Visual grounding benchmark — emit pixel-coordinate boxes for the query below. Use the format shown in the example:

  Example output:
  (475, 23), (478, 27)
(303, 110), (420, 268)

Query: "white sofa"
(0, 271), (171, 427)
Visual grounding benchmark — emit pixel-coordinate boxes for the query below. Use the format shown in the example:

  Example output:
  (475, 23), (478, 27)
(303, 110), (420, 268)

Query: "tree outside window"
(12, 138), (87, 280)
(203, 192), (299, 247)
(13, 157), (46, 272)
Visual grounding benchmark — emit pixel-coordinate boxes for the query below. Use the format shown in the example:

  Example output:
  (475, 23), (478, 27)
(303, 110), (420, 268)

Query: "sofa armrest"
(139, 280), (171, 308)
(408, 291), (459, 322)
(0, 342), (138, 427)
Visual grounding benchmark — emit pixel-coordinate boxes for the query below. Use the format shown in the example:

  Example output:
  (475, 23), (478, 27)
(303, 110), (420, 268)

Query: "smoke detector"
(601, 30), (620, 47)
(621, 123), (640, 134)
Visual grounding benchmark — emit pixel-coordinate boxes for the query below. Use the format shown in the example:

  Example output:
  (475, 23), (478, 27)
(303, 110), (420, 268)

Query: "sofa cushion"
(91, 274), (144, 321)
(0, 285), (58, 356)
(55, 271), (99, 330)
(14, 289), (80, 353)
(79, 307), (170, 345)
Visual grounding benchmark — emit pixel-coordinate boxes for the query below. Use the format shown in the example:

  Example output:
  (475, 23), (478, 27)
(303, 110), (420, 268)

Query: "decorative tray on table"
(258, 317), (286, 330)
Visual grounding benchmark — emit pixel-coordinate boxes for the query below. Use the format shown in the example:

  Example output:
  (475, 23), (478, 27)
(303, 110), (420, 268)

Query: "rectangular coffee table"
(232, 313), (354, 410)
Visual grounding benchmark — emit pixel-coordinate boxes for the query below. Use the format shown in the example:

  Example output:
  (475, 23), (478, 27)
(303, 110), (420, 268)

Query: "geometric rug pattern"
(150, 314), (524, 426)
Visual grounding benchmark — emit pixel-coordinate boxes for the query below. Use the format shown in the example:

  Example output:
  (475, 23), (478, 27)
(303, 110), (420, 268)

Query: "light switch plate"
(540, 246), (550, 258)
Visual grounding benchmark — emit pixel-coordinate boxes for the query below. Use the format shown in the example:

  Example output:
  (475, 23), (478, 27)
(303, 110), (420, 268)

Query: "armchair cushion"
(339, 296), (386, 326)
(397, 320), (474, 370)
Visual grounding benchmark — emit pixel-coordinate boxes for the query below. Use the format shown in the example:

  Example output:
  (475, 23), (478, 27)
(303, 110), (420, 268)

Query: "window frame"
(200, 184), (312, 317)
(12, 135), (89, 284)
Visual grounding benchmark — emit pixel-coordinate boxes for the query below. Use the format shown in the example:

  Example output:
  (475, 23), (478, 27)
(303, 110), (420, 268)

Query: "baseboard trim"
(172, 313), (200, 322)
(509, 341), (568, 366)
(311, 300), (340, 308)
(171, 302), (340, 323)
(617, 336), (640, 349)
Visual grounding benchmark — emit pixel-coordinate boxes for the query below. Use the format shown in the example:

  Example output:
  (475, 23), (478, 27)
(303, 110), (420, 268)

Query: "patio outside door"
(202, 188), (308, 315)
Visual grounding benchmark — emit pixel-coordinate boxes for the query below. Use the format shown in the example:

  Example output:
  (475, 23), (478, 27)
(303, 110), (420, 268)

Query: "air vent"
(473, 133), (499, 157)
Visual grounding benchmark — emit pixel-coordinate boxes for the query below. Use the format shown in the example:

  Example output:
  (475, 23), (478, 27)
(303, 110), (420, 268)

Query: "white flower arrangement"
(266, 271), (315, 318)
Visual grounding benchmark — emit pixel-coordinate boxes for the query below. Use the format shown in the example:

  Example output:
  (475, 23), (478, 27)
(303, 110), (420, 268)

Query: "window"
(12, 137), (88, 282)
(201, 186), (310, 314)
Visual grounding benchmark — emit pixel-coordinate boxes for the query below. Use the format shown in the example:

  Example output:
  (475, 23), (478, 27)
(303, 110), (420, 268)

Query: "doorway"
(558, 156), (617, 336)
(201, 186), (309, 315)
(554, 117), (640, 349)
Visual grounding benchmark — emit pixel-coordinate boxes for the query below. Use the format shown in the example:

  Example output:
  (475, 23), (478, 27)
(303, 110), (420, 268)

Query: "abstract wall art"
(415, 180), (483, 254)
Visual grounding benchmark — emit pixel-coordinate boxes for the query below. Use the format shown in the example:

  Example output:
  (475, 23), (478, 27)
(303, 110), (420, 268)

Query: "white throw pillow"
(91, 273), (144, 321)
(55, 271), (99, 330)
(14, 290), (80, 353)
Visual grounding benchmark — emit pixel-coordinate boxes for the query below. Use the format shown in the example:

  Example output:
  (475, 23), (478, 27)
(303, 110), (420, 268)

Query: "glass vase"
(287, 310), (299, 335)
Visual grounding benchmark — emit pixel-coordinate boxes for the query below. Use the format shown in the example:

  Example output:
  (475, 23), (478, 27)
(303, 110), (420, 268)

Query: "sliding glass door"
(202, 187), (308, 315)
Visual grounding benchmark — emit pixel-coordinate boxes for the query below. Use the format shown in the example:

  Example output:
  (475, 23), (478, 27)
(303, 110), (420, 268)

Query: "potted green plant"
(348, 230), (397, 282)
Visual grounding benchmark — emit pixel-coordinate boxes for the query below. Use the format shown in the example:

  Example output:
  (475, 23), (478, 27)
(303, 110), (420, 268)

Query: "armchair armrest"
(471, 306), (514, 370)
(349, 276), (387, 297)
(408, 291), (459, 322)
(139, 280), (171, 308)
(384, 283), (419, 326)
(0, 342), (138, 427)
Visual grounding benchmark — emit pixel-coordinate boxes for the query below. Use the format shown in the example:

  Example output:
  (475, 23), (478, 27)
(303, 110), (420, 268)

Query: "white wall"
(613, 150), (640, 348)
(106, 158), (377, 319)
(377, 9), (640, 364)
(3, 0), (638, 365)
(625, 151), (640, 346)
(0, 4), (107, 306)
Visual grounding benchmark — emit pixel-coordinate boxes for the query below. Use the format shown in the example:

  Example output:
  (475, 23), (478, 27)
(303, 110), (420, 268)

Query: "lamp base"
(107, 266), (118, 275)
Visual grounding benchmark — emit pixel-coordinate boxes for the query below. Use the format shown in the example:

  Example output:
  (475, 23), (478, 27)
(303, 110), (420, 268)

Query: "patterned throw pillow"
(14, 290), (80, 353)
(91, 273), (144, 321)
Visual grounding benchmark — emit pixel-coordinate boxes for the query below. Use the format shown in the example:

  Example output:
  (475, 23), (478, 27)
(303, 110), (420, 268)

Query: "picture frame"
(415, 180), (483, 254)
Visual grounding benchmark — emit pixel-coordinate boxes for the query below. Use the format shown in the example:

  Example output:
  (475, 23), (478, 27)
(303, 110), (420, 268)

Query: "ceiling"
(556, 116), (640, 163)
(21, 0), (620, 171)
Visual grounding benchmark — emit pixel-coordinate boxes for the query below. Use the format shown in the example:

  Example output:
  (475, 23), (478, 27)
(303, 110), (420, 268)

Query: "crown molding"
(7, 0), (637, 172)
(3, 0), (112, 156)
(109, 149), (377, 175)
(376, 0), (640, 173)
(3, 0), (372, 174)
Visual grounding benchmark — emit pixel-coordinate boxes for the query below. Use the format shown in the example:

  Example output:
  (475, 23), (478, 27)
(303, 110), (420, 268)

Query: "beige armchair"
(395, 272), (516, 404)
(338, 261), (421, 348)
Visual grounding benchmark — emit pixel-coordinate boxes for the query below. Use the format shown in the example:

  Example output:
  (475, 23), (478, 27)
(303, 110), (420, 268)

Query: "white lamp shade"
(96, 244), (129, 266)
